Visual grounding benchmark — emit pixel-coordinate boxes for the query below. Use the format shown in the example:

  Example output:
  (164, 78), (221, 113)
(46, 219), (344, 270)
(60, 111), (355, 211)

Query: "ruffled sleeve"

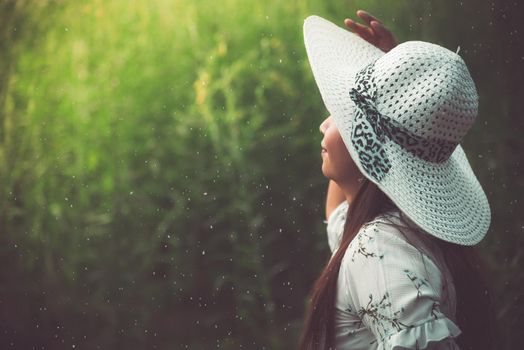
(325, 200), (349, 253)
(339, 219), (462, 349)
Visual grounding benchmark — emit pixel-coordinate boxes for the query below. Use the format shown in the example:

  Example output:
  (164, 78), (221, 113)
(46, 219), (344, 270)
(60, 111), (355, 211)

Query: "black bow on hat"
(348, 61), (457, 182)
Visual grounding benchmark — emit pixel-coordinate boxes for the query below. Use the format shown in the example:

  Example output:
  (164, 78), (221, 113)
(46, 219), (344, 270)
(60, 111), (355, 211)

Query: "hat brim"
(303, 15), (491, 245)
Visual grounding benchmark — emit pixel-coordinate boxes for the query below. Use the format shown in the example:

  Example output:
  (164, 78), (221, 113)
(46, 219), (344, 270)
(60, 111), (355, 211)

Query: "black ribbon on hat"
(348, 61), (457, 182)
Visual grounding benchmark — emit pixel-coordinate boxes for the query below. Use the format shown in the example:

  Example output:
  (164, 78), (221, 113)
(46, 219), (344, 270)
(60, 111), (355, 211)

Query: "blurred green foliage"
(0, 0), (522, 349)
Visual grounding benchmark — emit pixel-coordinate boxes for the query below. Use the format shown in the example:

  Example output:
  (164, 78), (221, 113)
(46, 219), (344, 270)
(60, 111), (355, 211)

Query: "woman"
(299, 11), (497, 350)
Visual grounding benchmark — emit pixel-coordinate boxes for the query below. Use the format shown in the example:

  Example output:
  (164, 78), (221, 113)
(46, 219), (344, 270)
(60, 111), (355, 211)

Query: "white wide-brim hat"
(304, 15), (491, 246)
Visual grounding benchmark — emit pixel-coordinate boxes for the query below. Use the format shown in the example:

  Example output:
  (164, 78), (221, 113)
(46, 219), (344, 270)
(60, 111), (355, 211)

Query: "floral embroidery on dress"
(403, 269), (430, 299)
(350, 226), (385, 262)
(335, 216), (461, 348)
(356, 292), (414, 344)
(430, 301), (440, 320)
(346, 328), (357, 337)
(346, 232), (449, 343)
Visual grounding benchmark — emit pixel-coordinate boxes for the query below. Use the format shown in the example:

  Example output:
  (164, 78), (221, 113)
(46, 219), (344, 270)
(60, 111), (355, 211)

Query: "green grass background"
(0, 0), (522, 349)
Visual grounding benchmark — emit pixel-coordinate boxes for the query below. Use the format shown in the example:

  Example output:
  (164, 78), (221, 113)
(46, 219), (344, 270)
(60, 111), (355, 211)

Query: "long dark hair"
(299, 178), (497, 350)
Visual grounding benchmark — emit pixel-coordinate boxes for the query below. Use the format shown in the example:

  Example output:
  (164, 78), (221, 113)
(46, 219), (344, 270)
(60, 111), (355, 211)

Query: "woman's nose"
(319, 119), (327, 133)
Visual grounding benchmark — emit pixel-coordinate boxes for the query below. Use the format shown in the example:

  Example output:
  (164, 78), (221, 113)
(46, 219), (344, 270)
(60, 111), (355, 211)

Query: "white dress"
(325, 200), (462, 350)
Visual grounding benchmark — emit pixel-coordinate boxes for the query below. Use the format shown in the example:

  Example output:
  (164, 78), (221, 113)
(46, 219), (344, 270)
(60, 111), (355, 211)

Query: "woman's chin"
(320, 163), (332, 179)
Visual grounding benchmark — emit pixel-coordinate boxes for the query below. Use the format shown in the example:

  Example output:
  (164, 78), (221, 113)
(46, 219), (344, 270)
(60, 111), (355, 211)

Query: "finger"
(370, 20), (395, 40)
(344, 18), (374, 41)
(356, 10), (383, 26)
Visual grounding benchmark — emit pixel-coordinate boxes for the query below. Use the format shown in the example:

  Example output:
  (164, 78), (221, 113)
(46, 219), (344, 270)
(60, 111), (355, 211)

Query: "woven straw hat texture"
(303, 15), (490, 245)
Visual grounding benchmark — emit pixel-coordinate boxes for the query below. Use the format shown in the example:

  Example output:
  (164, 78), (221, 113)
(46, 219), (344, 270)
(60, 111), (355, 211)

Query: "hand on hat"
(344, 10), (397, 52)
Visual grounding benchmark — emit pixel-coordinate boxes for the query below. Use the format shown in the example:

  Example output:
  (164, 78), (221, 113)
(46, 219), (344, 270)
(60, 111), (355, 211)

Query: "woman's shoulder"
(347, 211), (443, 266)
(364, 210), (441, 250)
(341, 216), (443, 299)
(352, 210), (408, 244)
